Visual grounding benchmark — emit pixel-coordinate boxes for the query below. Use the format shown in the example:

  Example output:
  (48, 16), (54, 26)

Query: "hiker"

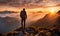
(20, 8), (27, 34)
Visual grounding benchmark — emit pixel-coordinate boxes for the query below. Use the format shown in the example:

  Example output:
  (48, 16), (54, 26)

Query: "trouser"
(21, 18), (26, 34)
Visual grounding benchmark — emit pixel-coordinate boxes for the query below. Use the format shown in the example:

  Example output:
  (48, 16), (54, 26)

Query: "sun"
(48, 7), (58, 14)
(50, 9), (55, 14)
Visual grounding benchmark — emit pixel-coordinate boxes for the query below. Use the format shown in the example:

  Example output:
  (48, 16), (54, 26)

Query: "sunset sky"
(0, 0), (60, 13)
(0, 0), (60, 32)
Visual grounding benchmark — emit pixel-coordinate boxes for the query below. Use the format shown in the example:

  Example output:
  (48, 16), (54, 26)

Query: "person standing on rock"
(20, 8), (27, 34)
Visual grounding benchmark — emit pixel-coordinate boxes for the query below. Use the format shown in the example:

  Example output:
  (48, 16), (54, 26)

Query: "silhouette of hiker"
(20, 8), (27, 34)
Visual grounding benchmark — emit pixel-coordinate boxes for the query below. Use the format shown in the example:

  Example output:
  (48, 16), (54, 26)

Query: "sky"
(0, 0), (60, 32)
(0, 0), (60, 12)
(0, 0), (60, 7)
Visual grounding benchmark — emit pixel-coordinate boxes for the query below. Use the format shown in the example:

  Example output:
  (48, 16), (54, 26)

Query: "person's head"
(23, 8), (25, 11)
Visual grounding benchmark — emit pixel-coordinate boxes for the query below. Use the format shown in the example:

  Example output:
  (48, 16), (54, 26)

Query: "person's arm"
(20, 11), (22, 18)
(25, 11), (27, 19)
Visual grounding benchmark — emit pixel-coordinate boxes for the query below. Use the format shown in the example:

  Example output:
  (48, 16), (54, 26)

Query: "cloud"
(0, 0), (60, 7)
(0, 0), (20, 7)
(0, 0), (13, 4)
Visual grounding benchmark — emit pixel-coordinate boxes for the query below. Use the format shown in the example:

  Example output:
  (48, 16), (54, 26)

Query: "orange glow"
(47, 7), (60, 14)
(0, 6), (60, 14)
(50, 9), (56, 14)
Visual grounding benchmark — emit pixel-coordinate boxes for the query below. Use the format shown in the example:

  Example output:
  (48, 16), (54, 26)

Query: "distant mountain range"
(0, 11), (18, 14)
